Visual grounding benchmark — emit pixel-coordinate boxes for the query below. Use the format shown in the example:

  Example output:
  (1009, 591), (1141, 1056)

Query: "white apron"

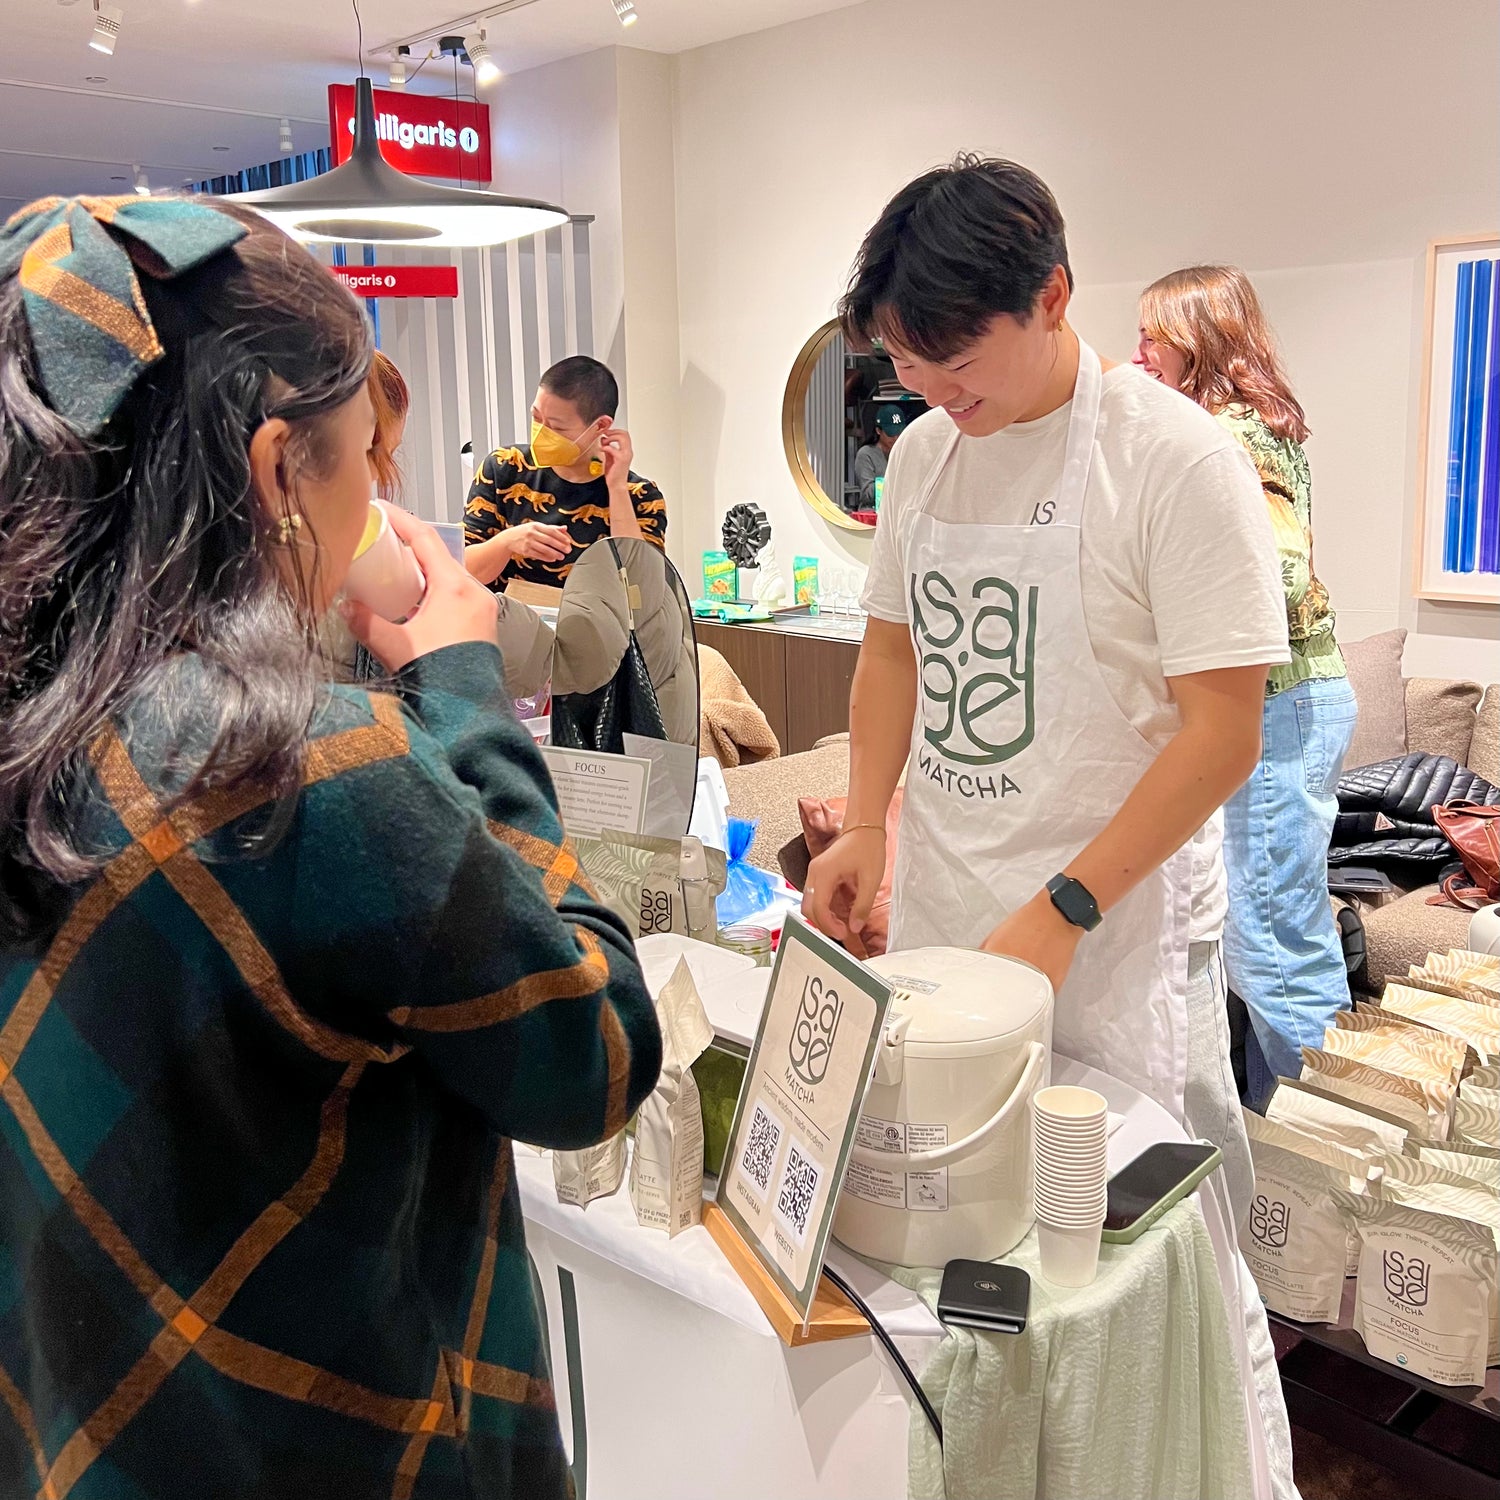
(891, 343), (1192, 1125)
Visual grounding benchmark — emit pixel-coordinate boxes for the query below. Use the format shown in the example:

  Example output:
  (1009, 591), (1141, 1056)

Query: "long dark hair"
(0, 199), (372, 942)
(1139, 265), (1310, 443)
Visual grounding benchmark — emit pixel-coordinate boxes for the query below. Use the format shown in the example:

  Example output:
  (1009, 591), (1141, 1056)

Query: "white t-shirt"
(863, 364), (1288, 941)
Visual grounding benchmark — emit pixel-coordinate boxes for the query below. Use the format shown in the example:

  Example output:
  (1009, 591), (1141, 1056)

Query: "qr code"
(775, 1143), (820, 1245)
(741, 1103), (782, 1194)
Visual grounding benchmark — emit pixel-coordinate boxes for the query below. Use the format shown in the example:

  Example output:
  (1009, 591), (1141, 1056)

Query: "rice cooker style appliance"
(833, 947), (1053, 1269)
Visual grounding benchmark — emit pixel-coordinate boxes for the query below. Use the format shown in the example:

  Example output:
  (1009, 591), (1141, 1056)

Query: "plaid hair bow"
(0, 194), (247, 436)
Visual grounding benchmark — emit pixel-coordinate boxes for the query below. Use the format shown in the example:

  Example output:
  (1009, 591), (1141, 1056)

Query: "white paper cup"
(343, 501), (426, 622)
(1035, 1086), (1108, 1124)
(1037, 1220), (1103, 1287)
(1034, 1191), (1107, 1225)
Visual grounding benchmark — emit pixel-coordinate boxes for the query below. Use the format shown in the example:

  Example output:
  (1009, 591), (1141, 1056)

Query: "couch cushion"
(1360, 887), (1474, 992)
(1343, 629), (1408, 769)
(723, 740), (850, 868)
(1405, 677), (1483, 767)
(1472, 688), (1500, 785)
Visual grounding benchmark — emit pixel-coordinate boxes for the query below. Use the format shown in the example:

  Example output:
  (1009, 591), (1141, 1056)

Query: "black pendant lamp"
(236, 76), (567, 248)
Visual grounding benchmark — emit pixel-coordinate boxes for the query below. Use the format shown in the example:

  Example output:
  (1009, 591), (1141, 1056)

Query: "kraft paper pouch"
(575, 835), (654, 936)
(1379, 985), (1500, 1062)
(1455, 1090), (1500, 1148)
(1301, 1048), (1452, 1138)
(1321, 1024), (1465, 1086)
(553, 1133), (626, 1208)
(1350, 1198), (1498, 1386)
(629, 959), (715, 1236)
(1378, 1151), (1500, 1229)
(1470, 1064), (1500, 1090)
(1406, 951), (1500, 1007)
(1416, 1145), (1500, 1187)
(1242, 1117), (1362, 1324)
(1347, 1004), (1482, 1076)
(1268, 1077), (1410, 1157)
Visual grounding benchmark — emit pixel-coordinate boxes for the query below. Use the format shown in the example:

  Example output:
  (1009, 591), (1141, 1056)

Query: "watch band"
(1046, 873), (1102, 932)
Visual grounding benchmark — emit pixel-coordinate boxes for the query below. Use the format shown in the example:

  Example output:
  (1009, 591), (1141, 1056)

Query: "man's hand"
(464, 524), (572, 586)
(801, 827), (887, 954)
(599, 422), (634, 490)
(980, 891), (1084, 996)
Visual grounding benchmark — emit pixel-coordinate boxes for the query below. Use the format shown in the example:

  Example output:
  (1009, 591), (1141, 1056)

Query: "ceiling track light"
(389, 46), (409, 90)
(465, 28), (501, 87)
(235, 75), (567, 248)
(90, 2), (123, 54)
(611, 0), (638, 26)
(278, 117), (294, 153)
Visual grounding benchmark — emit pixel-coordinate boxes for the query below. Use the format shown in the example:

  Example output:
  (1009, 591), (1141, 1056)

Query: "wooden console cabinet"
(694, 618), (863, 755)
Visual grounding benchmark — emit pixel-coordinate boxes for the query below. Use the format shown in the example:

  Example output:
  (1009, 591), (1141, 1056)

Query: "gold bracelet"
(839, 821), (887, 838)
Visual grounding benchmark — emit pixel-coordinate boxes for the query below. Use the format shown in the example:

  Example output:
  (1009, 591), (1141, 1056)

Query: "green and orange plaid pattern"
(0, 642), (660, 1498)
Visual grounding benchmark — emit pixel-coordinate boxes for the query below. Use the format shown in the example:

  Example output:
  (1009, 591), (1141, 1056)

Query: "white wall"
(670, 0), (1499, 677)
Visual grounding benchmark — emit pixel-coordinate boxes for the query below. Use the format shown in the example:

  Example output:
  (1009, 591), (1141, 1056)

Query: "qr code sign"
(775, 1142), (821, 1246)
(741, 1103), (782, 1195)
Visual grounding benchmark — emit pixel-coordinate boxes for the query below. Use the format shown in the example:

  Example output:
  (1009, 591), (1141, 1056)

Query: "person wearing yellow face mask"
(463, 356), (668, 589)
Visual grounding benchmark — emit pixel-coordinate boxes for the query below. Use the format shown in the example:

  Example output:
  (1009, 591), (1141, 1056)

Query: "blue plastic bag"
(715, 818), (778, 926)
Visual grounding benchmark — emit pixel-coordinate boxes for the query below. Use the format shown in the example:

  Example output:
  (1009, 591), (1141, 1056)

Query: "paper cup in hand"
(343, 501), (426, 622)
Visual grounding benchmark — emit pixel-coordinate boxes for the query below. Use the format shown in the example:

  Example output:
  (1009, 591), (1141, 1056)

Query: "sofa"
(719, 627), (1497, 990)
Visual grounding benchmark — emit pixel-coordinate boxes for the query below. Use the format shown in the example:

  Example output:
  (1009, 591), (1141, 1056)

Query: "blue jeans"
(1223, 676), (1359, 1109)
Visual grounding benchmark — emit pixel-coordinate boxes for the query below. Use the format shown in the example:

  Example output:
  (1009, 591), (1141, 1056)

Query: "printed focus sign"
(715, 916), (891, 1323)
(327, 84), (491, 185)
(328, 266), (458, 299)
(540, 747), (651, 839)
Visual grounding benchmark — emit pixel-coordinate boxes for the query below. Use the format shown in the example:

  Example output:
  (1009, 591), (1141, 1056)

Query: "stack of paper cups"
(1033, 1085), (1108, 1287)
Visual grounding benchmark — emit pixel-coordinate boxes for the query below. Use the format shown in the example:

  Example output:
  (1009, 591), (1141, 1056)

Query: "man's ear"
(248, 418), (293, 520)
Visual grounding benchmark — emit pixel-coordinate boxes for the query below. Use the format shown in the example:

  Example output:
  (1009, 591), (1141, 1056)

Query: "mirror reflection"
(550, 536), (700, 757)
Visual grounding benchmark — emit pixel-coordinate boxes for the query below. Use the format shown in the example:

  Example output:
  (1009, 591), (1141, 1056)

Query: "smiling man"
(800, 156), (1300, 1499)
(463, 356), (666, 590)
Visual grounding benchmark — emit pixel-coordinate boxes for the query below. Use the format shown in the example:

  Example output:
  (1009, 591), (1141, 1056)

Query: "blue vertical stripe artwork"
(1458, 258), (1492, 571)
(1442, 260), (1474, 573)
(1481, 261), (1500, 576)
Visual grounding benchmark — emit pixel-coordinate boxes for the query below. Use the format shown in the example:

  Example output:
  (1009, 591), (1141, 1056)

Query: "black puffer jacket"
(1330, 753), (1500, 874)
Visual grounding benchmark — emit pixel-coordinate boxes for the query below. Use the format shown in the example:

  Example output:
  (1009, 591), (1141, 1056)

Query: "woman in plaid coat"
(0, 194), (660, 1499)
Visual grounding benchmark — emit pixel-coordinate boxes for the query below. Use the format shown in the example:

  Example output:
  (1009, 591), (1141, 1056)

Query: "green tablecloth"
(886, 1199), (1253, 1500)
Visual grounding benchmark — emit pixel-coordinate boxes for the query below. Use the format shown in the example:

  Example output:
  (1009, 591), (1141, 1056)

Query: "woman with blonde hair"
(1136, 265), (1356, 1108)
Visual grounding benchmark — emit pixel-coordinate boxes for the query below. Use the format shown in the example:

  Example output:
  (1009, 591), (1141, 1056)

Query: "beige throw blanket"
(698, 645), (780, 767)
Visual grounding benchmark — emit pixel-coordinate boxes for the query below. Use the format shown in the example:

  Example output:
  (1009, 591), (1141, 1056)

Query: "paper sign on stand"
(708, 916), (892, 1336)
(541, 747), (651, 838)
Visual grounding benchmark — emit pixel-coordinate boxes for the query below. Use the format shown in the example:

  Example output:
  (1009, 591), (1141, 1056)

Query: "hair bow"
(0, 194), (248, 437)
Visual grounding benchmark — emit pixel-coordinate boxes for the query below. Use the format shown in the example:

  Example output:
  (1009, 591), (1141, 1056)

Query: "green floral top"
(1216, 404), (1345, 697)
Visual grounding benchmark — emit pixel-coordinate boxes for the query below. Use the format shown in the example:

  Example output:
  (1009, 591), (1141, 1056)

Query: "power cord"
(821, 1263), (943, 1449)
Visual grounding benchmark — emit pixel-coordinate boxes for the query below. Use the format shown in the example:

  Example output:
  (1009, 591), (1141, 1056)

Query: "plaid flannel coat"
(0, 642), (661, 1499)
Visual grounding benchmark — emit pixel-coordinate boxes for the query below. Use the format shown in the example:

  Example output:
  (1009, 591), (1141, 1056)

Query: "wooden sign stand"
(702, 1202), (869, 1348)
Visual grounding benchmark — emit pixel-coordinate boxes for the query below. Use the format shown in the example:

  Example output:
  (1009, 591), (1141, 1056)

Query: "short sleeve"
(463, 451), (517, 545)
(861, 439), (913, 624)
(1145, 445), (1291, 678)
(631, 479), (668, 549)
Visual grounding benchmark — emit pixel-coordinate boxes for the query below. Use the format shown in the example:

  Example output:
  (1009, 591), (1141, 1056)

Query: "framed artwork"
(1414, 233), (1500, 603)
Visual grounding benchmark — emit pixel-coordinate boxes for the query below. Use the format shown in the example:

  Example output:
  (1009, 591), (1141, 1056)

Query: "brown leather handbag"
(1430, 802), (1500, 909)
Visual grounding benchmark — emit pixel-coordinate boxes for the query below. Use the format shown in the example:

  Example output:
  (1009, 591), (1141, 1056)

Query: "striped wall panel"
(316, 220), (596, 524)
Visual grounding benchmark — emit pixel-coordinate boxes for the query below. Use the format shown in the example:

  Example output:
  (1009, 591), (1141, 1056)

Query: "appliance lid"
(865, 947), (1053, 1047)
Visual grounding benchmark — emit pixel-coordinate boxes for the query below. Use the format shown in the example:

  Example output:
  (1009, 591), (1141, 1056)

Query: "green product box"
(702, 550), (737, 599)
(793, 555), (820, 612)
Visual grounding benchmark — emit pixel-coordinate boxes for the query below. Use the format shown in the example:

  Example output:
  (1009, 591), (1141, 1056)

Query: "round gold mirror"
(782, 321), (928, 532)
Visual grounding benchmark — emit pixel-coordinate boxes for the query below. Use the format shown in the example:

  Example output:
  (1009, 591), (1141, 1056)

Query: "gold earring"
(274, 512), (304, 546)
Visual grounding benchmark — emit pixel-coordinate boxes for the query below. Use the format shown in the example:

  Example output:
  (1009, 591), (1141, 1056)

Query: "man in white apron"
(803, 157), (1300, 1500)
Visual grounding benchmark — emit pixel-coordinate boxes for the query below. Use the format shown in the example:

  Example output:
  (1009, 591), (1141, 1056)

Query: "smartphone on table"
(1100, 1140), (1222, 1245)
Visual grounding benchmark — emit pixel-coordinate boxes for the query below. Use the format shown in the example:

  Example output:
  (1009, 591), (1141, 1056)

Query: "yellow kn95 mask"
(531, 419), (604, 477)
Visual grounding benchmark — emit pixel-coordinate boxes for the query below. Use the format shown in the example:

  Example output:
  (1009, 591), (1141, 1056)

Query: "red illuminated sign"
(329, 265), (459, 298)
(327, 84), (491, 186)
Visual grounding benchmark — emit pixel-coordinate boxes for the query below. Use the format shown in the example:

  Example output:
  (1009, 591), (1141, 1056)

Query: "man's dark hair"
(839, 155), (1073, 363)
(540, 355), (619, 424)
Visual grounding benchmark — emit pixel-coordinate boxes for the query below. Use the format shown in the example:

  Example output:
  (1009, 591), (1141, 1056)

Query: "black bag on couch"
(1328, 752), (1500, 886)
